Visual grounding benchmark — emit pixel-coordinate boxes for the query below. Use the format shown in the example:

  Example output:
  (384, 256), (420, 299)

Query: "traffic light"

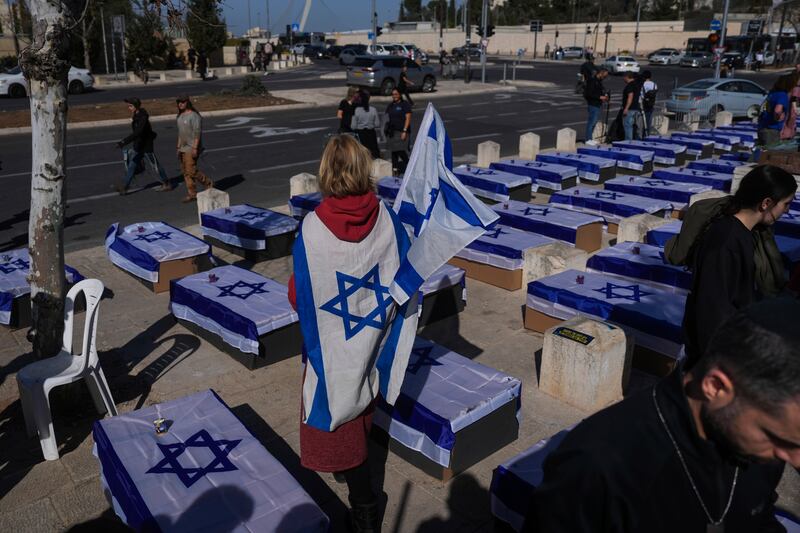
(555, 30), (559, 38)
(376, 27), (383, 37)
(486, 25), (495, 37)
(634, 31), (639, 40)
(476, 26), (483, 37)
(586, 26), (591, 34)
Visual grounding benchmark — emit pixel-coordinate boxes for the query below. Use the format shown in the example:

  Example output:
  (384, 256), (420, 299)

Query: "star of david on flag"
(234, 211), (270, 221)
(645, 180), (670, 187)
(319, 264), (393, 340)
(484, 227), (509, 239)
(0, 258), (29, 274)
(406, 345), (443, 374)
(217, 280), (269, 300)
(391, 103), (499, 305)
(146, 429), (241, 488)
(523, 206), (550, 217)
(593, 282), (652, 302)
(594, 191), (621, 200)
(134, 231), (173, 243)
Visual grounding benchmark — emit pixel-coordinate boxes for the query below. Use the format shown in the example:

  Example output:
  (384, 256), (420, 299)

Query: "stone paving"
(1, 219), (799, 532)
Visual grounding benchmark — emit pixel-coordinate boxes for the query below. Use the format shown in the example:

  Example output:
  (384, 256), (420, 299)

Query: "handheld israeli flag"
(293, 204), (419, 432)
(391, 103), (500, 304)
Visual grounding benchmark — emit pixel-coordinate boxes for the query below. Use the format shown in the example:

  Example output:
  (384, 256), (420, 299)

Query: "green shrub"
(240, 75), (268, 96)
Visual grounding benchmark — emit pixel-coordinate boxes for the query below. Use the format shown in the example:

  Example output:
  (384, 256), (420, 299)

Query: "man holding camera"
(584, 66), (609, 146)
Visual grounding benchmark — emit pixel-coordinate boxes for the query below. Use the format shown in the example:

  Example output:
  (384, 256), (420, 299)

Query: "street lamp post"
(633, 0), (642, 57)
(99, 2), (110, 75)
(371, 0), (377, 52)
(713, 0), (730, 79)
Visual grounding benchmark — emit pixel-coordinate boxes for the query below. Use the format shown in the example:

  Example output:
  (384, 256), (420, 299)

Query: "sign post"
(603, 24), (611, 58)
(713, 0), (729, 79)
(530, 20), (542, 60)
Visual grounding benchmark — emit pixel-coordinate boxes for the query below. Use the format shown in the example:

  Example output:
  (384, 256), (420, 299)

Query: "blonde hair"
(318, 135), (373, 198)
(346, 86), (359, 100)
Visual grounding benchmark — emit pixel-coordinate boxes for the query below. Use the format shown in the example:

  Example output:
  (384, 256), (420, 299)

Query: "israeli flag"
(293, 203), (419, 432)
(391, 103), (499, 304)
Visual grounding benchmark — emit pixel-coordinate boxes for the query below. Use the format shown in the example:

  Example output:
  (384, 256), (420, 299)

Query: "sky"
(220, 0), (420, 36)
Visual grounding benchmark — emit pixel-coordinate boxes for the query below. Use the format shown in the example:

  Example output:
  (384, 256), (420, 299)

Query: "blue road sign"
(710, 19), (722, 31)
(368, 32), (374, 40)
(291, 23), (300, 32)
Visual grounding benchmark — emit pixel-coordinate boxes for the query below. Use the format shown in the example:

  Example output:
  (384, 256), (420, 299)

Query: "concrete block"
(477, 141), (501, 168)
(540, 316), (632, 413)
(185, 70), (194, 80)
(524, 242), (588, 285)
(556, 128), (576, 152)
(224, 67), (233, 76)
(715, 111), (733, 126)
(371, 158), (394, 180)
(731, 163), (757, 194)
(591, 122), (606, 143)
(289, 172), (319, 197)
(689, 189), (728, 206)
(159, 72), (167, 82)
(656, 116), (669, 135)
(128, 72), (137, 82)
(518, 133), (540, 160)
(196, 188), (230, 225)
(617, 213), (671, 244)
(240, 66), (249, 74)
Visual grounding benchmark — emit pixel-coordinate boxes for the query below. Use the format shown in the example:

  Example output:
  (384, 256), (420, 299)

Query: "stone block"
(371, 158), (394, 180)
(731, 163), (757, 194)
(240, 66), (249, 74)
(224, 67), (233, 76)
(617, 213), (671, 244)
(715, 111), (733, 126)
(477, 141), (501, 168)
(590, 122), (606, 143)
(524, 242), (588, 285)
(127, 71), (137, 82)
(185, 70), (194, 80)
(159, 72), (167, 82)
(196, 188), (230, 225)
(540, 316), (632, 413)
(518, 133), (540, 160)
(556, 128), (576, 152)
(689, 189), (728, 206)
(656, 116), (669, 135)
(289, 172), (319, 197)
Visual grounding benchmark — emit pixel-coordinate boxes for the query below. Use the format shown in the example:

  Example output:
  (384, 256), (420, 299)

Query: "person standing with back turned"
(176, 95), (213, 203)
(621, 71), (642, 140)
(584, 66), (609, 145)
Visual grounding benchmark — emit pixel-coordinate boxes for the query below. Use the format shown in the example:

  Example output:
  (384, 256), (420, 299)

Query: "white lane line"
(68, 188), (147, 205)
(563, 120), (585, 126)
(66, 122), (274, 147)
(516, 125), (552, 132)
(249, 159), (320, 173)
(451, 133), (502, 141)
(471, 102), (492, 106)
(299, 116), (337, 123)
(465, 115), (489, 120)
(497, 112), (516, 117)
(204, 138), (294, 153)
(437, 104), (462, 109)
(2, 160), (119, 178)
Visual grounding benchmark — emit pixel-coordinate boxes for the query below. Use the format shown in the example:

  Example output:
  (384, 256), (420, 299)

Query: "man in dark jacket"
(524, 297), (800, 533)
(584, 66), (609, 145)
(116, 97), (172, 195)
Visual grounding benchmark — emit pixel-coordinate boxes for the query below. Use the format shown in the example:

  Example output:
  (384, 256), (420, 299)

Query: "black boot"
(349, 496), (380, 533)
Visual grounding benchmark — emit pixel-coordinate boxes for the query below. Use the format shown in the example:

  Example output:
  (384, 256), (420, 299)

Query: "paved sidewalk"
(1, 213), (799, 531)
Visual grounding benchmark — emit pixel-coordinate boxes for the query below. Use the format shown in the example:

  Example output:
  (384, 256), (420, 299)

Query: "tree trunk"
(81, 17), (91, 69)
(20, 0), (76, 359)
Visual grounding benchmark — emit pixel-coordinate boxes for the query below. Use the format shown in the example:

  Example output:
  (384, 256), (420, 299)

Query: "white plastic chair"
(17, 278), (118, 461)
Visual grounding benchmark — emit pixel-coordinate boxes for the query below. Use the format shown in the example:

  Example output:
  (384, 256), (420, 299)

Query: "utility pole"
(6, 0), (20, 57)
(713, 0), (730, 79)
(480, 0), (488, 83)
(438, 5), (444, 54)
(247, 0), (252, 35)
(633, 0), (642, 57)
(266, 0), (271, 38)
(464, 0), (470, 84)
(100, 2), (110, 75)
(371, 0), (377, 52)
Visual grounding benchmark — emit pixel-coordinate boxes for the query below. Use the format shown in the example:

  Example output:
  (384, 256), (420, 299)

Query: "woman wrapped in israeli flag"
(288, 135), (418, 532)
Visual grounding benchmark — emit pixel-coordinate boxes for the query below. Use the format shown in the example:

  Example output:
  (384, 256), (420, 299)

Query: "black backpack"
(606, 110), (625, 143)
(642, 87), (657, 110)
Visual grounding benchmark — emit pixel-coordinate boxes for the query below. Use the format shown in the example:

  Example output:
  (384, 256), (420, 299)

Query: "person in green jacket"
(667, 165), (796, 369)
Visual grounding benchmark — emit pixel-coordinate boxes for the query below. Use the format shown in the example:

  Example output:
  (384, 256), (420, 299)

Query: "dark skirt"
(356, 128), (381, 159)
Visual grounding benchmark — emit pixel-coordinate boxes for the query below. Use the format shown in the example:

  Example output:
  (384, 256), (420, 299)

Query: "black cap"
(123, 97), (141, 108)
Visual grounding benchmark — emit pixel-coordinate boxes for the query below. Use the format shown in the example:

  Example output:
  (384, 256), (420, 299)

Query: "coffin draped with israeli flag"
(289, 192), (322, 219)
(535, 152), (616, 183)
(577, 146), (654, 173)
(646, 135), (713, 158)
(377, 176), (402, 204)
(687, 158), (745, 175)
(92, 389), (329, 532)
(455, 224), (553, 271)
(775, 210), (800, 239)
(451, 164), (532, 202)
(698, 128), (756, 148)
(491, 200), (604, 251)
(586, 241), (692, 293)
(673, 131), (737, 151)
(417, 264), (467, 326)
(652, 167), (732, 191)
(0, 248), (84, 326)
(604, 176), (711, 208)
(200, 204), (298, 253)
(374, 337), (521, 473)
(612, 140), (686, 166)
(490, 159), (578, 192)
(549, 186), (673, 225)
(105, 222), (210, 283)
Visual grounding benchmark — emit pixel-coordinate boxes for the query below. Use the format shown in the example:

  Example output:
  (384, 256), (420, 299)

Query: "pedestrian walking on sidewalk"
(116, 97), (172, 195)
(385, 88), (412, 174)
(175, 95), (213, 203)
(583, 67), (609, 145)
(544, 43), (550, 60)
(264, 42), (274, 68)
(758, 75), (792, 148)
(621, 71), (643, 140)
(188, 47), (197, 72)
(781, 71), (800, 141)
(755, 50), (764, 72)
(398, 62), (415, 106)
(351, 90), (381, 159)
(134, 57), (149, 84)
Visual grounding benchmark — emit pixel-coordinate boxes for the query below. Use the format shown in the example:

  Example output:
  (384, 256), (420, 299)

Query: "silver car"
(649, 49), (682, 65)
(562, 46), (586, 59)
(346, 56), (436, 96)
(666, 78), (767, 120)
(602, 55), (641, 74)
(0, 65), (94, 97)
(680, 52), (714, 68)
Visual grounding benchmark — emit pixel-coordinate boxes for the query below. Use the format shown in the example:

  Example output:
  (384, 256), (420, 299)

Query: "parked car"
(0, 65), (94, 97)
(339, 45), (368, 65)
(680, 51), (714, 68)
(648, 48), (683, 65)
(561, 46), (586, 59)
(666, 78), (767, 120)
(394, 43), (429, 64)
(452, 44), (482, 60)
(346, 56), (436, 96)
(367, 43), (396, 55)
(327, 45), (344, 58)
(291, 43), (309, 55)
(602, 55), (641, 74)
(303, 45), (330, 59)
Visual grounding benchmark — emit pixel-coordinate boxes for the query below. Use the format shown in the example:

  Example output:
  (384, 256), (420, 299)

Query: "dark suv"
(452, 44), (482, 60)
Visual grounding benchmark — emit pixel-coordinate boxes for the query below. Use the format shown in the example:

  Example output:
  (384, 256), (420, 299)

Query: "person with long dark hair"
(385, 88), (412, 174)
(350, 90), (381, 159)
(676, 165), (797, 368)
(175, 95), (213, 203)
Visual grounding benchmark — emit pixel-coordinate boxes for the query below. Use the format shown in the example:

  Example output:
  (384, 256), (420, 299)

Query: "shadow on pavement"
(0, 210), (91, 252)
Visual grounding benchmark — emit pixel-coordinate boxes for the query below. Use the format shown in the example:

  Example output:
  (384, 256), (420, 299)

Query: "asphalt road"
(0, 59), (785, 254)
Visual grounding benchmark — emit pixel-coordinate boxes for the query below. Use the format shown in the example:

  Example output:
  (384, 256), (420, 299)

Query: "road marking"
(437, 104), (462, 109)
(516, 125), (552, 132)
(497, 112), (516, 116)
(249, 159), (321, 173)
(68, 187), (147, 205)
(465, 115), (489, 120)
(451, 133), (501, 141)
(563, 120), (585, 126)
(2, 160), (119, 178)
(68, 140), (120, 148)
(471, 102), (492, 106)
(204, 138), (294, 153)
(299, 116), (337, 123)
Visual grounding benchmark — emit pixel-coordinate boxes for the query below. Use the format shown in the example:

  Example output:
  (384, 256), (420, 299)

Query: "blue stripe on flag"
(439, 179), (492, 228)
(292, 229), (332, 431)
(398, 201), (427, 237)
(375, 301), (409, 397)
(443, 132), (453, 171)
